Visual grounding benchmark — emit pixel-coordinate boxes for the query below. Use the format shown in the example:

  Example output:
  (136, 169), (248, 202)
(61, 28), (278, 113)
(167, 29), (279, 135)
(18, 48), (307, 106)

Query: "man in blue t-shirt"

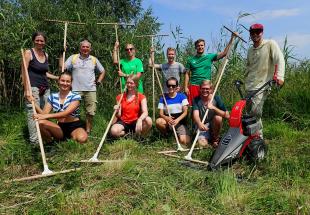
(156, 77), (191, 146)
(192, 80), (230, 148)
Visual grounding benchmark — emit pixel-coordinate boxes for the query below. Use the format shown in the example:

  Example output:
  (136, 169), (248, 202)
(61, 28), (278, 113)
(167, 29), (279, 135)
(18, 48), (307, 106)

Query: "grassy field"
(0, 110), (309, 215)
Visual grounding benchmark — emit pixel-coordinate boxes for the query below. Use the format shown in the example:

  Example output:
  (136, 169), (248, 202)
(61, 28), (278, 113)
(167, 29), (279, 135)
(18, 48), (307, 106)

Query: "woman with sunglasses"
(22, 31), (59, 145)
(33, 72), (88, 144)
(156, 77), (191, 146)
(113, 42), (144, 93)
(110, 75), (152, 137)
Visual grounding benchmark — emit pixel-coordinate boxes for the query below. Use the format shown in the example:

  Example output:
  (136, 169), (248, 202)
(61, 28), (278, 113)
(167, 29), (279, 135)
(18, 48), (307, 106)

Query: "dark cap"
(250, 23), (264, 31)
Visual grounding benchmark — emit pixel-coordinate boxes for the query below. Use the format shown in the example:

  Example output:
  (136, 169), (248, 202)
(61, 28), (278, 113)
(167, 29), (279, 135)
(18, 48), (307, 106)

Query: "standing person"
(22, 31), (59, 145)
(192, 80), (230, 148)
(155, 77), (191, 146)
(110, 76), (152, 138)
(33, 72), (88, 144)
(245, 23), (285, 137)
(149, 47), (186, 92)
(113, 42), (144, 93)
(184, 34), (235, 105)
(62, 39), (106, 134)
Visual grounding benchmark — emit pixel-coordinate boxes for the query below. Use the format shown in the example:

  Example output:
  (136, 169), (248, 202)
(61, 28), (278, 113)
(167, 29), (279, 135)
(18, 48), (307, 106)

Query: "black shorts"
(58, 120), (85, 139)
(115, 120), (137, 133)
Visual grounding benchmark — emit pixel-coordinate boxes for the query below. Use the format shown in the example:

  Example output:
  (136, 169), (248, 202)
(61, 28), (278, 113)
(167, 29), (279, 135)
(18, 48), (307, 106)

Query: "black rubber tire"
(246, 138), (268, 162)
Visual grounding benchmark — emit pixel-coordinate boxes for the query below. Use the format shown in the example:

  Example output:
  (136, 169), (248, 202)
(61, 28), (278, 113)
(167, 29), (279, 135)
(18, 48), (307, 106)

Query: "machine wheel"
(246, 138), (268, 162)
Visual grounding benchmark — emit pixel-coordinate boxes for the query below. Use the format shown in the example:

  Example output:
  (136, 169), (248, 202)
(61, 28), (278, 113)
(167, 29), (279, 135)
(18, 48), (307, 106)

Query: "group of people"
(22, 23), (285, 149)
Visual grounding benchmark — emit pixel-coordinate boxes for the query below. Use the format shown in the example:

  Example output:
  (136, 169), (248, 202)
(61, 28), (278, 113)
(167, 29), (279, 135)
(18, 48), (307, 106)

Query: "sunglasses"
(167, 84), (177, 88)
(125, 48), (134, 51)
(250, 29), (263, 35)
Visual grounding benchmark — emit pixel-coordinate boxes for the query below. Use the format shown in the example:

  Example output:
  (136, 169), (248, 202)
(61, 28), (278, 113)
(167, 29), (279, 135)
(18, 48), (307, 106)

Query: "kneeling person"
(193, 80), (229, 148)
(156, 77), (191, 146)
(110, 76), (152, 137)
(33, 72), (88, 144)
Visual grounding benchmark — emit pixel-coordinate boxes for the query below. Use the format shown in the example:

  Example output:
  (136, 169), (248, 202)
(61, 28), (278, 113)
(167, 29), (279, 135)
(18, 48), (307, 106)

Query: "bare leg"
(86, 114), (93, 134)
(155, 117), (168, 135)
(110, 123), (126, 138)
(38, 120), (63, 142)
(140, 117), (152, 137)
(71, 128), (88, 144)
(211, 115), (223, 147)
(179, 134), (191, 146)
(198, 138), (209, 149)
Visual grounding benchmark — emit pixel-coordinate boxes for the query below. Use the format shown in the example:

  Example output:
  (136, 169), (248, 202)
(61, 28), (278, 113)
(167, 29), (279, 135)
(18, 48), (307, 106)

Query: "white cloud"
(273, 33), (310, 58)
(153, 0), (209, 11)
(242, 9), (301, 22)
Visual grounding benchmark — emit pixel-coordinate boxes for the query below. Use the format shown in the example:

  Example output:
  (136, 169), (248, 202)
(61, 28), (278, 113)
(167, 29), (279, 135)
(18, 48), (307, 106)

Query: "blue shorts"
(198, 123), (211, 140)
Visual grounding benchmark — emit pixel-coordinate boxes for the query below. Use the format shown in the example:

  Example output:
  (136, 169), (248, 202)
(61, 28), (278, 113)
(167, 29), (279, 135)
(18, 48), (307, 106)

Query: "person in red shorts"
(184, 34), (236, 105)
(110, 76), (152, 137)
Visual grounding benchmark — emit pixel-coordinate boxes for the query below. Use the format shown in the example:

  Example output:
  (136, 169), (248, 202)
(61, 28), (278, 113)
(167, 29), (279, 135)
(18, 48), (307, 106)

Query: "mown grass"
(0, 109), (309, 215)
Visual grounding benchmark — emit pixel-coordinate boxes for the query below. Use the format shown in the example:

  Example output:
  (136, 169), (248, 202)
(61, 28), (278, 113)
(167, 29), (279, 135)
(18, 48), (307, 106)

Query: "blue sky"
(142, 0), (310, 60)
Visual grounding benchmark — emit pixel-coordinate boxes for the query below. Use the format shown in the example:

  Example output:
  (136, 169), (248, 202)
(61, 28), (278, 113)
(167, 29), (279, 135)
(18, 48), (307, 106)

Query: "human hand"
(114, 41), (119, 49)
(276, 79), (284, 86)
(25, 91), (35, 103)
(113, 104), (120, 111)
(118, 70), (126, 77)
(198, 122), (209, 131)
(232, 31), (239, 38)
(33, 114), (47, 120)
(207, 102), (215, 110)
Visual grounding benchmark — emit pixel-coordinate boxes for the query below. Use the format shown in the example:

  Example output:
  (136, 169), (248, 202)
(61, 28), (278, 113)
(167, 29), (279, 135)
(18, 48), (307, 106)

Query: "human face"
(195, 41), (205, 55)
(33, 35), (46, 50)
(167, 80), (178, 94)
(125, 45), (135, 58)
(250, 30), (263, 45)
(58, 74), (72, 91)
(200, 84), (212, 97)
(126, 78), (136, 91)
(80, 42), (91, 57)
(167, 50), (175, 63)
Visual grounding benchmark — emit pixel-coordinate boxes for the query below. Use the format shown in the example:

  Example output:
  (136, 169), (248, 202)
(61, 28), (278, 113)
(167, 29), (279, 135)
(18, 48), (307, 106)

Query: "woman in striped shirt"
(33, 72), (88, 144)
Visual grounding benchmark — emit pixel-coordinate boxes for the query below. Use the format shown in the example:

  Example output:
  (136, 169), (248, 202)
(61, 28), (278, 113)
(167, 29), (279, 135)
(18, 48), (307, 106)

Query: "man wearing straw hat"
(62, 39), (106, 134)
(245, 23), (285, 137)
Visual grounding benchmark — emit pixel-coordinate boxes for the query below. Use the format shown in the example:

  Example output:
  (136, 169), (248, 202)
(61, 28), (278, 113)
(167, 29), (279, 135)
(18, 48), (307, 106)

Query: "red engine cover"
(229, 100), (246, 128)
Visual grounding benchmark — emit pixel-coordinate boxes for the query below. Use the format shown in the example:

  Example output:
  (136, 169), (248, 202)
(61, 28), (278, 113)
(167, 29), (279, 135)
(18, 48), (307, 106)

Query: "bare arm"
(216, 33), (235, 60)
(193, 109), (208, 131)
(112, 41), (119, 65)
(34, 102), (52, 114)
(138, 98), (149, 121)
(184, 70), (190, 95)
(21, 50), (33, 101)
(148, 47), (161, 69)
(97, 70), (105, 83)
(208, 103), (230, 119)
(34, 101), (80, 120)
(175, 105), (188, 124)
(46, 72), (59, 80)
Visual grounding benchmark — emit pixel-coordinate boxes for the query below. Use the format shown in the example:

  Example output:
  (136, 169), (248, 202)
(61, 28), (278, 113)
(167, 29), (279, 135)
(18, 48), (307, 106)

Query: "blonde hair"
(126, 75), (139, 104)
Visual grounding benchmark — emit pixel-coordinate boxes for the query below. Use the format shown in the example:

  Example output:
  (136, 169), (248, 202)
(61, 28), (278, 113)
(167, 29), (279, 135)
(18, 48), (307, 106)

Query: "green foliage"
(0, 0), (160, 109)
(0, 112), (309, 214)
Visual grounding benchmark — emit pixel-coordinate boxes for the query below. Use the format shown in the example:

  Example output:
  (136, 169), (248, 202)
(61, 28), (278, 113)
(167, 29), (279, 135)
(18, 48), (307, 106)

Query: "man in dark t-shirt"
(192, 80), (230, 148)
